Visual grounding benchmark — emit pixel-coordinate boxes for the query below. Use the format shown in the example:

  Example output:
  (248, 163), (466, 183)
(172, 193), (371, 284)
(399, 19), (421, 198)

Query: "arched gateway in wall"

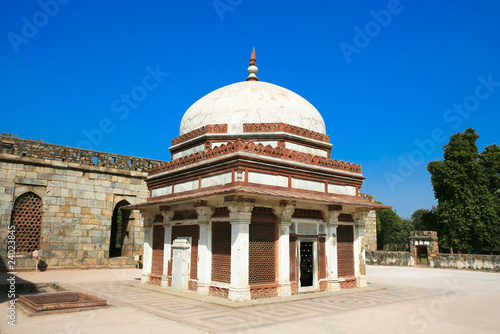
(126, 49), (390, 301)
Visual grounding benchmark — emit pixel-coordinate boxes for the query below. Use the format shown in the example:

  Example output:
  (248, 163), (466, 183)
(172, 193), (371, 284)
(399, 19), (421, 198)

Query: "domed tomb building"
(127, 49), (390, 301)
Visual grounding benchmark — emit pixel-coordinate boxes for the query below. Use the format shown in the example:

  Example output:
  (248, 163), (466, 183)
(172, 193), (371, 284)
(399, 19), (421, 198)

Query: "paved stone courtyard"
(1, 265), (499, 333)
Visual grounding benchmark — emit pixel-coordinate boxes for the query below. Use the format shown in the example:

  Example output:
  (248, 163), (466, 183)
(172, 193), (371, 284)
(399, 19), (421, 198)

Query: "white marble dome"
(179, 81), (326, 135)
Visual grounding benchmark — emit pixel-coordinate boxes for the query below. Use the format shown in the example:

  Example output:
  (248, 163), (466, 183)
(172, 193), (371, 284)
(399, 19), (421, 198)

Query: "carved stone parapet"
(149, 139), (362, 176)
(171, 124), (228, 146)
(243, 122), (330, 143)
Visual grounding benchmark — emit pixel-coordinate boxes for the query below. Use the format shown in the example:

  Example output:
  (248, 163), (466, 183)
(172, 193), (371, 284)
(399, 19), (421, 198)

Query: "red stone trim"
(188, 280), (198, 291)
(209, 286), (229, 298)
(250, 285), (278, 299)
(340, 277), (357, 289)
(243, 123), (330, 143)
(172, 124), (228, 146)
(149, 140), (361, 176)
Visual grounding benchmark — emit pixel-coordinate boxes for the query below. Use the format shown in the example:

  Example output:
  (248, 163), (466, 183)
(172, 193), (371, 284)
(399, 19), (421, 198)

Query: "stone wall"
(0, 136), (165, 271)
(429, 254), (500, 272)
(366, 251), (415, 266)
(367, 250), (500, 272)
(0, 136), (162, 172)
(361, 194), (377, 251)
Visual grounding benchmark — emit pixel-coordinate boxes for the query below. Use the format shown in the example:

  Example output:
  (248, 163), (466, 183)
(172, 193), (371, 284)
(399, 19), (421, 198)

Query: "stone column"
(273, 203), (295, 297)
(195, 205), (214, 295)
(354, 210), (369, 288)
(161, 211), (174, 288)
(140, 212), (154, 284)
(325, 209), (341, 291)
(227, 203), (253, 302)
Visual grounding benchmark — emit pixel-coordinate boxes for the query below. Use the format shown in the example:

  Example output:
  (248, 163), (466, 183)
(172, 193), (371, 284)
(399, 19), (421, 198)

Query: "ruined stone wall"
(361, 194), (377, 251)
(0, 136), (165, 270)
(367, 251), (500, 272)
(365, 251), (416, 267)
(429, 254), (500, 272)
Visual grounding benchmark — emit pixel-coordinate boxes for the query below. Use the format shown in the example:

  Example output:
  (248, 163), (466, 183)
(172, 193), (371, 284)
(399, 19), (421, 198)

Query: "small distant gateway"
(126, 49), (390, 301)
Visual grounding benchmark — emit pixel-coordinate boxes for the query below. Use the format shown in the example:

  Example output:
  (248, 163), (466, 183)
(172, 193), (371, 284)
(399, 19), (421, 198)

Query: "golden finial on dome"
(246, 47), (258, 81)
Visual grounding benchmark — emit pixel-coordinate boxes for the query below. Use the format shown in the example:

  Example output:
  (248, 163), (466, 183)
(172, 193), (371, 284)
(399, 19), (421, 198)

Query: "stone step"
(108, 257), (137, 267)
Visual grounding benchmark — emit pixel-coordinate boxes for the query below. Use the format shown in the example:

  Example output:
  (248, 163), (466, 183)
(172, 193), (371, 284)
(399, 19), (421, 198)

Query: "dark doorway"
(417, 245), (428, 265)
(300, 242), (314, 287)
(109, 200), (130, 258)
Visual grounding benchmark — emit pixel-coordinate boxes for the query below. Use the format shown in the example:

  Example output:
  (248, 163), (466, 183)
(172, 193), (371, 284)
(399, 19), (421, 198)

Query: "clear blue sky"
(1, 0), (499, 218)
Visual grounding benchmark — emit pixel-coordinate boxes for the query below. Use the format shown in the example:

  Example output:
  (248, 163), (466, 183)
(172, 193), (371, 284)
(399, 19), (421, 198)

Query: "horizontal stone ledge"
(15, 177), (48, 187)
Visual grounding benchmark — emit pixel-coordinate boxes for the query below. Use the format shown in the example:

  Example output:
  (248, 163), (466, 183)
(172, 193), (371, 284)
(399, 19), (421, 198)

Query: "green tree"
(427, 128), (500, 253)
(377, 208), (413, 251)
(1, 133), (17, 137)
(411, 207), (439, 232)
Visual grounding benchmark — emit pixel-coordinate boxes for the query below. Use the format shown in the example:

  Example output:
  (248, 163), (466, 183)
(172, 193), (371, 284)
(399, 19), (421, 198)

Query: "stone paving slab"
(62, 281), (414, 333)
(124, 280), (387, 308)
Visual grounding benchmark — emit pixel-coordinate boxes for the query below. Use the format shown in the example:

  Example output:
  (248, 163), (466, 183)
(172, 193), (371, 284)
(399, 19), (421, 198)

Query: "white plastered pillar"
(161, 210), (174, 288)
(325, 209), (341, 291)
(273, 204), (295, 297)
(354, 210), (369, 288)
(195, 205), (214, 295)
(227, 203), (253, 302)
(140, 212), (154, 284)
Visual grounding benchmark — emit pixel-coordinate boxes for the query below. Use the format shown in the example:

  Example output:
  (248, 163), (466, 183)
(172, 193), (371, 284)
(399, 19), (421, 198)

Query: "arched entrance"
(10, 192), (43, 253)
(109, 200), (131, 258)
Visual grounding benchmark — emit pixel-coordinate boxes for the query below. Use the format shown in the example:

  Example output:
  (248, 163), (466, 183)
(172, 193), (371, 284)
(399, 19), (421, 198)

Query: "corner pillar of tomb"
(140, 211), (156, 284)
(159, 206), (174, 288)
(353, 208), (369, 288)
(325, 205), (341, 291)
(273, 201), (295, 297)
(194, 201), (214, 295)
(226, 198), (254, 302)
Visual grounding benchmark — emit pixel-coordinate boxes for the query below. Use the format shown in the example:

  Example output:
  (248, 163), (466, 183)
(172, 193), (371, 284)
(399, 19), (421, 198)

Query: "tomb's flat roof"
(124, 185), (391, 211)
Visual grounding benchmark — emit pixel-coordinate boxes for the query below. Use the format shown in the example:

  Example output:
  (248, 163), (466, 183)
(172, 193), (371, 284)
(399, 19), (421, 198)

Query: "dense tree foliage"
(411, 207), (439, 232)
(427, 128), (500, 253)
(377, 208), (412, 251)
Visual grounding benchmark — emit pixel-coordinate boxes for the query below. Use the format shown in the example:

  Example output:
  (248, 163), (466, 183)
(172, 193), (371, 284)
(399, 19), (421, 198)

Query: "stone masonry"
(361, 194), (377, 251)
(0, 136), (164, 270)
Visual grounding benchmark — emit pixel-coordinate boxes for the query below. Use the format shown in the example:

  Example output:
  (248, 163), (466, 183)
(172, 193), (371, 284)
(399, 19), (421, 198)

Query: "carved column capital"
(195, 205), (214, 224)
(227, 202), (254, 213)
(140, 211), (156, 228)
(273, 203), (295, 224)
(160, 210), (175, 226)
(354, 209), (370, 228)
(325, 209), (341, 227)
